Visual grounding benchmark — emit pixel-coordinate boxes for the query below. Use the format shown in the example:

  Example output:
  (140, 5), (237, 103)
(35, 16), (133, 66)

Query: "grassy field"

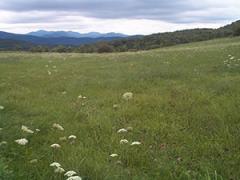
(0, 37), (240, 180)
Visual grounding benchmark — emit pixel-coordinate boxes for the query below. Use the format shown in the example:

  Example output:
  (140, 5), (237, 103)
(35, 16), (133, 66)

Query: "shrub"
(97, 43), (114, 53)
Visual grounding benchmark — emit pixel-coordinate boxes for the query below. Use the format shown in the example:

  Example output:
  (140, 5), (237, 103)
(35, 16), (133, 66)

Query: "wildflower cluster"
(46, 63), (58, 75)
(110, 126), (141, 162)
(224, 54), (240, 68)
(1, 116), (82, 179)
(49, 123), (81, 179)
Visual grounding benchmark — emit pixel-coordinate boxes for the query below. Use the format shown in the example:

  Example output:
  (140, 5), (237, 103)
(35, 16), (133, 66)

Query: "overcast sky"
(0, 0), (239, 35)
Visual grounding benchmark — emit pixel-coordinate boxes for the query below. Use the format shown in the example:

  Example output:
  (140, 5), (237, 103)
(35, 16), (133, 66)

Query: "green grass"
(0, 37), (240, 180)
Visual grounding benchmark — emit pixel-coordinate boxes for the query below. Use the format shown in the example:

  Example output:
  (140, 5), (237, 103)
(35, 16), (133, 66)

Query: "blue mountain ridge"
(27, 30), (128, 38)
(0, 31), (128, 46)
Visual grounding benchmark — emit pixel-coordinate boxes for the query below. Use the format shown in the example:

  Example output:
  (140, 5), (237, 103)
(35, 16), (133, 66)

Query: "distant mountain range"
(27, 30), (128, 38)
(0, 31), (129, 48)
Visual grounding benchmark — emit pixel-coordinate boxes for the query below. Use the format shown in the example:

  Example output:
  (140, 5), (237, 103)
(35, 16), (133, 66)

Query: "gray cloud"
(0, 0), (239, 23)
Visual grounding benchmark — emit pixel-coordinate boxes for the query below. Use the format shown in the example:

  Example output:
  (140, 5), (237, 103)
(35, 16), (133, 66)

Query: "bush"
(97, 43), (114, 53)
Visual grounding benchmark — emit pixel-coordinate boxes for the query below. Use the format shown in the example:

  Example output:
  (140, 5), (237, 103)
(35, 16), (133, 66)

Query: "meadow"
(0, 37), (240, 180)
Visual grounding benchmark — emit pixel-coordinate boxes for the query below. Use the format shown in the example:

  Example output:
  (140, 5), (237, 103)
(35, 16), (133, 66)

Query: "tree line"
(2, 20), (240, 53)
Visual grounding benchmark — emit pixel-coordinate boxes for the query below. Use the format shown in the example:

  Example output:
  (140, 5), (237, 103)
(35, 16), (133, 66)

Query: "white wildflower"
(78, 95), (82, 99)
(52, 123), (64, 131)
(126, 126), (133, 131)
(0, 105), (4, 110)
(62, 91), (67, 95)
(113, 104), (119, 109)
(35, 129), (40, 132)
(15, 138), (28, 145)
(21, 125), (34, 134)
(122, 92), (133, 101)
(48, 71), (52, 75)
(54, 167), (65, 173)
(29, 159), (38, 164)
(131, 141), (141, 146)
(120, 139), (129, 144)
(0, 128), (2, 131)
(117, 128), (127, 133)
(110, 154), (118, 157)
(50, 144), (61, 149)
(50, 162), (61, 168)
(68, 135), (77, 140)
(66, 176), (82, 180)
(59, 136), (67, 141)
(0, 141), (7, 146)
(64, 170), (77, 177)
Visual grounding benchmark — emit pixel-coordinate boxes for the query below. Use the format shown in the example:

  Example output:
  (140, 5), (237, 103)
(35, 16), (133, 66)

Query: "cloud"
(0, 0), (239, 34)
(0, 0), (239, 23)
(0, 10), (225, 35)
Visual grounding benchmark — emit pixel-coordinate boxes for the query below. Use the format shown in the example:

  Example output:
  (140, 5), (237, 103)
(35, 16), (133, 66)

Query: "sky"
(0, 0), (239, 35)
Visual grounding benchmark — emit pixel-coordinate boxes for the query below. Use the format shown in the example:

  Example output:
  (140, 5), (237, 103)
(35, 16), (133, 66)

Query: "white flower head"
(117, 128), (127, 133)
(0, 141), (7, 146)
(0, 128), (3, 131)
(122, 92), (133, 101)
(64, 170), (77, 177)
(21, 125), (34, 134)
(66, 176), (82, 180)
(120, 139), (129, 144)
(50, 144), (61, 149)
(52, 123), (64, 131)
(15, 138), (28, 145)
(48, 71), (51, 75)
(110, 154), (118, 157)
(54, 167), (65, 173)
(113, 104), (119, 109)
(35, 129), (40, 132)
(68, 135), (77, 140)
(78, 95), (82, 99)
(62, 91), (67, 95)
(0, 105), (4, 110)
(29, 159), (38, 164)
(131, 141), (141, 146)
(50, 162), (61, 168)
(59, 136), (67, 141)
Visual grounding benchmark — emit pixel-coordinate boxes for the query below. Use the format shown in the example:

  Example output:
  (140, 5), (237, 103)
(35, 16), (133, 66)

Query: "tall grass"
(0, 37), (240, 179)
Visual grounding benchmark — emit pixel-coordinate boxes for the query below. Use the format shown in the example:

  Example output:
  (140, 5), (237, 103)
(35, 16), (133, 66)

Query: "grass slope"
(0, 37), (240, 180)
